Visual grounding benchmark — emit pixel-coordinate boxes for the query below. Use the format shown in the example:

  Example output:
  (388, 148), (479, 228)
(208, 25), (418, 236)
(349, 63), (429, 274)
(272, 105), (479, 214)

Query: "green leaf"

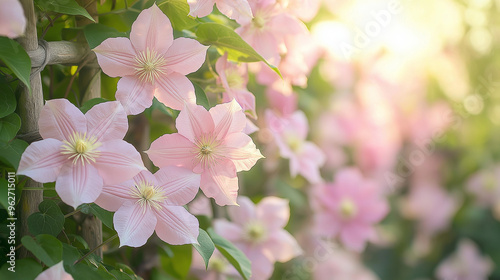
(35, 0), (95, 22)
(0, 178), (9, 211)
(157, 0), (199, 31)
(207, 228), (251, 280)
(159, 244), (192, 279)
(65, 263), (103, 280)
(193, 83), (210, 110)
(62, 243), (82, 265)
(21, 234), (63, 266)
(0, 139), (28, 169)
(0, 37), (31, 91)
(84, 23), (127, 49)
(79, 97), (109, 114)
(78, 203), (114, 229)
(0, 113), (21, 143)
(28, 200), (65, 236)
(195, 23), (281, 77)
(0, 81), (16, 118)
(193, 228), (215, 269)
(0, 258), (43, 280)
(147, 97), (179, 118)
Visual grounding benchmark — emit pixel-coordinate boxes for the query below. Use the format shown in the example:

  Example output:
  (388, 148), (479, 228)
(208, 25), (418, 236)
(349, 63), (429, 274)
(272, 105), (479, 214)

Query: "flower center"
(130, 181), (166, 211)
(285, 134), (303, 152)
(243, 221), (268, 244)
(338, 198), (357, 219)
(61, 132), (100, 165)
(134, 48), (167, 83)
(252, 15), (267, 29)
(226, 71), (244, 88)
(208, 257), (227, 273)
(193, 134), (222, 170)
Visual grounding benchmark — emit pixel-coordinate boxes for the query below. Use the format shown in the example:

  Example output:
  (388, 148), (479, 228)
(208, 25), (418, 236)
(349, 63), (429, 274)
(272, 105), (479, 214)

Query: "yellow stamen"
(338, 198), (357, 219)
(134, 48), (167, 83)
(130, 181), (166, 212)
(61, 132), (100, 165)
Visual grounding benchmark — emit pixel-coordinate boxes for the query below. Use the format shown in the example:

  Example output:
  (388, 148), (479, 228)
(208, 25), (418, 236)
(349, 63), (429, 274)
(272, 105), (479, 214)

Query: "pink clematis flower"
(466, 166), (500, 208)
(0, 0), (26, 38)
(214, 196), (302, 280)
(93, 4), (208, 115)
(35, 261), (73, 280)
(146, 100), (264, 206)
(265, 109), (325, 184)
(188, 0), (253, 25)
(436, 239), (493, 280)
(311, 168), (389, 252)
(18, 99), (145, 209)
(95, 167), (200, 247)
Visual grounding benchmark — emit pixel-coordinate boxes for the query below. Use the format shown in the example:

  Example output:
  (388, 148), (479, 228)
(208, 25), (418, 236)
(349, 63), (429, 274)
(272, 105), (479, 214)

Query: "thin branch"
(74, 234), (118, 265)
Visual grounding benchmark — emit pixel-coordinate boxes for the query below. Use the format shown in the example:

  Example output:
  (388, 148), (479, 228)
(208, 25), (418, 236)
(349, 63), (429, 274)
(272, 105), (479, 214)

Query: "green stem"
(64, 209), (81, 218)
(74, 234), (118, 265)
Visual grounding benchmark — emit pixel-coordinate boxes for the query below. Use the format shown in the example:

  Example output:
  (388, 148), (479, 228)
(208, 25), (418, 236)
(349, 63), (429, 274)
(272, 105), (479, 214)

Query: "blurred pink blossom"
(311, 168), (389, 251)
(436, 239), (493, 280)
(265, 80), (298, 117)
(190, 248), (239, 280)
(93, 4), (208, 114)
(35, 261), (73, 280)
(0, 0), (26, 38)
(314, 250), (379, 280)
(147, 100), (263, 206)
(95, 168), (200, 247)
(214, 196), (302, 280)
(188, 0), (253, 24)
(18, 99), (145, 209)
(466, 166), (500, 208)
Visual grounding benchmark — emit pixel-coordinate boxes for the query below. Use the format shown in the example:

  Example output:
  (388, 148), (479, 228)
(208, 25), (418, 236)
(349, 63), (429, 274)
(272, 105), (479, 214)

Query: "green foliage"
(194, 83), (211, 110)
(193, 228), (215, 268)
(158, 0), (199, 31)
(79, 97), (109, 114)
(79, 203), (114, 229)
(160, 244), (192, 279)
(207, 228), (252, 280)
(84, 24), (128, 49)
(35, 0), (95, 22)
(0, 37), (31, 91)
(0, 139), (28, 169)
(21, 234), (63, 266)
(0, 81), (16, 118)
(0, 113), (21, 143)
(0, 259), (43, 280)
(28, 200), (65, 237)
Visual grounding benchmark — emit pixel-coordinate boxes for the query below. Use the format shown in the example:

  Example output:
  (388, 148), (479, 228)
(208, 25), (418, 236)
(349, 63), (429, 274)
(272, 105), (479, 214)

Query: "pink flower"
(265, 80), (298, 116)
(35, 261), (73, 280)
(0, 0), (26, 38)
(265, 109), (325, 184)
(18, 99), (145, 209)
(214, 196), (302, 280)
(95, 167), (200, 247)
(466, 166), (500, 208)
(436, 239), (493, 280)
(93, 4), (208, 115)
(314, 250), (380, 280)
(146, 100), (263, 206)
(188, 0), (253, 25)
(311, 168), (389, 251)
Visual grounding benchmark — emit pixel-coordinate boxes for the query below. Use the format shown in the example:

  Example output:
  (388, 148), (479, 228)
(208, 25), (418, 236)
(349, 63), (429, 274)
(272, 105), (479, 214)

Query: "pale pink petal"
(154, 72), (197, 111)
(17, 139), (67, 183)
(55, 162), (104, 209)
(35, 261), (73, 280)
(238, 28), (280, 63)
(256, 197), (290, 230)
(114, 201), (157, 247)
(154, 205), (199, 245)
(213, 219), (243, 242)
(133, 169), (159, 185)
(340, 224), (373, 252)
(176, 103), (214, 142)
(146, 133), (196, 168)
(243, 118), (259, 134)
(188, 0), (215, 18)
(228, 196), (256, 226)
(246, 248), (274, 280)
(209, 99), (246, 140)
(129, 4), (173, 54)
(296, 142), (325, 184)
(0, 0), (26, 39)
(226, 89), (256, 118)
(223, 132), (263, 172)
(268, 13), (306, 35)
(216, 0), (253, 25)
(86, 101), (128, 142)
(116, 76), (155, 115)
(164, 38), (208, 75)
(93, 37), (137, 77)
(95, 180), (135, 212)
(154, 166), (201, 206)
(39, 99), (86, 141)
(94, 140), (146, 185)
(200, 159), (238, 206)
(262, 230), (302, 262)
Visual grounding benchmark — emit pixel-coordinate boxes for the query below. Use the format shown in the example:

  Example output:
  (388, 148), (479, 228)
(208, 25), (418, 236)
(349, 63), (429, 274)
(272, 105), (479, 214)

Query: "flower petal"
(146, 133), (196, 168)
(165, 38), (208, 75)
(187, 0), (215, 18)
(114, 201), (157, 247)
(154, 166), (201, 206)
(262, 230), (302, 262)
(256, 196), (290, 230)
(223, 132), (263, 172)
(228, 196), (256, 225)
(213, 219), (243, 242)
(93, 37), (137, 77)
(0, 0), (26, 39)
(39, 99), (87, 141)
(216, 0), (253, 25)
(35, 261), (72, 280)
(95, 180), (135, 212)
(18, 139), (67, 183)
(154, 73), (197, 111)
(116, 76), (155, 115)
(86, 101), (128, 142)
(176, 102), (214, 142)
(94, 140), (146, 185)
(200, 159), (238, 206)
(154, 205), (199, 245)
(56, 162), (104, 209)
(130, 4), (173, 54)
(209, 99), (246, 140)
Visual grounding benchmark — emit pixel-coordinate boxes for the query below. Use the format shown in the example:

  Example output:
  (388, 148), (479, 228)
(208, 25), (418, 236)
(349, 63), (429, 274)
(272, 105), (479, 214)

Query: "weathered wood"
(16, 0), (44, 259)
(28, 41), (91, 67)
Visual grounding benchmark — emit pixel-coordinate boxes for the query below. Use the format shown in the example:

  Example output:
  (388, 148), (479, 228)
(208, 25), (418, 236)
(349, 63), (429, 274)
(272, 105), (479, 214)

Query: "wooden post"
(16, 0), (44, 258)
